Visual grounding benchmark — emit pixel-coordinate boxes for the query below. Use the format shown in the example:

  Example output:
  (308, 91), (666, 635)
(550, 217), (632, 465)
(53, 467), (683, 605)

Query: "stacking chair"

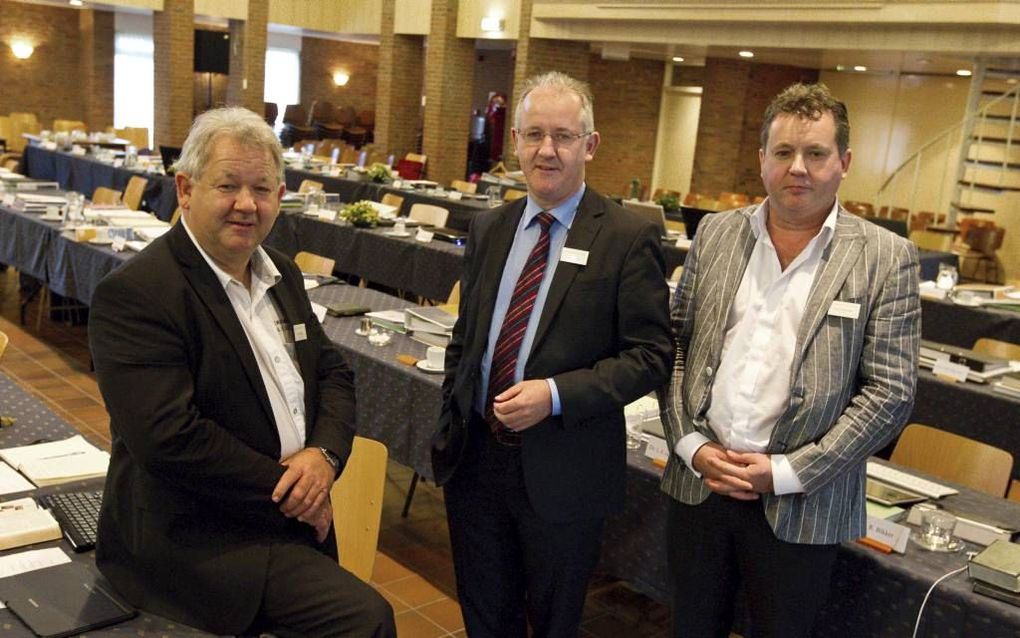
(52, 119), (87, 133)
(339, 146), (360, 165)
(670, 266), (684, 283)
(0, 116), (11, 151)
(263, 102), (279, 128)
(909, 230), (953, 253)
(115, 127), (149, 151)
(8, 113), (40, 152)
(973, 338), (1020, 361)
(0, 330), (8, 361)
(356, 109), (375, 144)
(91, 187), (122, 206)
(504, 188), (527, 202)
(331, 436), (388, 583)
(0, 153), (20, 172)
(395, 159), (424, 180)
(310, 100), (343, 139)
(956, 226), (1005, 283)
(298, 179), (324, 194)
(405, 152), (427, 166)
(281, 105), (315, 147)
(293, 251), (335, 276)
(380, 193), (404, 212)
(122, 176), (147, 211)
(409, 203), (448, 228)
(450, 179), (477, 194)
(890, 423), (1013, 497)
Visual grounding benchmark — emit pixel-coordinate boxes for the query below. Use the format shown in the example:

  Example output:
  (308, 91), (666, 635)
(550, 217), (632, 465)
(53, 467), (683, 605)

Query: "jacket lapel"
(709, 211), (756, 362)
(168, 224), (277, 426)
(473, 201), (526, 348)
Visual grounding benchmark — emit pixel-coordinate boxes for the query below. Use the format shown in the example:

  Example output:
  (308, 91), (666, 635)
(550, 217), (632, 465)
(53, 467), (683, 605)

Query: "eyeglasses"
(519, 129), (591, 148)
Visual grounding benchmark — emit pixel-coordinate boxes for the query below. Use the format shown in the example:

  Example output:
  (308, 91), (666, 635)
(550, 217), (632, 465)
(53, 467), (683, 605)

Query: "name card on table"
(112, 159), (124, 168)
(111, 236), (127, 252)
(448, 191), (463, 201)
(329, 166), (342, 177)
(644, 435), (669, 463)
(392, 180), (403, 189)
(415, 228), (434, 243)
(932, 359), (970, 383)
(865, 516), (910, 553)
(16, 183), (36, 192)
(317, 208), (337, 222)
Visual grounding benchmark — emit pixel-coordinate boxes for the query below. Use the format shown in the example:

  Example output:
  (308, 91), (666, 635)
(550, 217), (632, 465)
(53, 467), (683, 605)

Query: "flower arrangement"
(340, 200), (379, 228)
(366, 162), (392, 184)
(654, 192), (681, 211)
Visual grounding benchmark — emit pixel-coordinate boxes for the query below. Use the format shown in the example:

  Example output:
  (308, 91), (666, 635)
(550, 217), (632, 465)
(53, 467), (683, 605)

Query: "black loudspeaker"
(193, 30), (229, 75)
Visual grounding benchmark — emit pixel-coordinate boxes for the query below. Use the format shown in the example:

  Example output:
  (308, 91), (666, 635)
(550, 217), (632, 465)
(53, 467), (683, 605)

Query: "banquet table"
(920, 297), (1020, 349)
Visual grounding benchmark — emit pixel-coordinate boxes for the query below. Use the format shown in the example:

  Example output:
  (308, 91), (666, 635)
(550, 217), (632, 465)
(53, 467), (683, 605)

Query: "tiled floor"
(0, 267), (672, 637)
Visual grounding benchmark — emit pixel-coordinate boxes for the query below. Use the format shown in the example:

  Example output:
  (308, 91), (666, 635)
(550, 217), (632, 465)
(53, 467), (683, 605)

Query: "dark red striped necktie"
(485, 211), (556, 430)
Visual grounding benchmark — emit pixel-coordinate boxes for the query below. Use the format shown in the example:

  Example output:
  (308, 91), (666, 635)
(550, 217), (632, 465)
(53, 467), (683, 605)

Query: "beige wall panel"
(395, 0), (431, 34)
(195, 0), (246, 20)
(269, 0), (380, 34)
(457, 0), (521, 39)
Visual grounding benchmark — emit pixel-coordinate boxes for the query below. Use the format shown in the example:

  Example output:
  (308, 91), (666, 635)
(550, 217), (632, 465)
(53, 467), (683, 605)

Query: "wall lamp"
(333, 71), (350, 87)
(11, 39), (34, 60)
(480, 16), (504, 32)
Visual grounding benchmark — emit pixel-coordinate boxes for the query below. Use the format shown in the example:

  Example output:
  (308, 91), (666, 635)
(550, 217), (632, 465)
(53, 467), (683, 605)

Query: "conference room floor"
(0, 267), (677, 638)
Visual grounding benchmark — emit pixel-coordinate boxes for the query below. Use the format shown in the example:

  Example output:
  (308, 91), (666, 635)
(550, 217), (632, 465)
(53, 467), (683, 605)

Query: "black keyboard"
(38, 490), (103, 552)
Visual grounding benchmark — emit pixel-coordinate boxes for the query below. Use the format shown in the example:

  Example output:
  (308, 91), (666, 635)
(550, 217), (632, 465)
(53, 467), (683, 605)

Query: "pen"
(856, 537), (893, 554)
(37, 451), (86, 461)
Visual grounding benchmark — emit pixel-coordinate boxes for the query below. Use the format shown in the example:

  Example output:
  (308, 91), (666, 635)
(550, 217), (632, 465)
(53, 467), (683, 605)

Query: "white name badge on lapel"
(560, 247), (589, 266)
(827, 300), (861, 320)
(293, 324), (308, 342)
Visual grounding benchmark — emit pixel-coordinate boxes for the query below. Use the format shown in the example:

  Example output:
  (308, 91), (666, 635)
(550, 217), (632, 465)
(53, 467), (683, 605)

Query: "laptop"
(159, 145), (182, 173)
(622, 199), (678, 240)
(680, 206), (712, 242)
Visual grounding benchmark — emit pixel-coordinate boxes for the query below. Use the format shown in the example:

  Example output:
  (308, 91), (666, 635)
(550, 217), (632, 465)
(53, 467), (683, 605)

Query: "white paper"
(311, 302), (328, 323)
(0, 463), (36, 496)
(303, 278), (319, 291)
(415, 228), (434, 243)
(317, 208), (337, 222)
(0, 547), (71, 581)
(932, 359), (970, 383)
(448, 191), (463, 201)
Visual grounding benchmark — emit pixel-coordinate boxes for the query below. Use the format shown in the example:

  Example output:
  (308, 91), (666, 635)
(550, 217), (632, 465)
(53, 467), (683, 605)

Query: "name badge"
(827, 300), (860, 320)
(415, 228), (434, 243)
(317, 208), (337, 222)
(560, 247), (589, 266)
(293, 323), (308, 342)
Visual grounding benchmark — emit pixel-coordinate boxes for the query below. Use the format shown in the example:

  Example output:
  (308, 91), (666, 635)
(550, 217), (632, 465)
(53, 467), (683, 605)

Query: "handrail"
(877, 82), (1020, 195)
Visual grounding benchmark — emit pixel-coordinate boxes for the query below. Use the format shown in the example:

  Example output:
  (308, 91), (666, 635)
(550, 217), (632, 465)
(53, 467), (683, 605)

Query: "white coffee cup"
(426, 346), (445, 369)
(94, 227), (109, 242)
(45, 205), (61, 218)
(394, 219), (406, 234)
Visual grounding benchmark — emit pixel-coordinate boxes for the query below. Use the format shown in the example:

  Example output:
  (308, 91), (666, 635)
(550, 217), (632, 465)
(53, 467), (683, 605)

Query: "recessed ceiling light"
(738, 51), (754, 59)
(672, 56), (684, 63)
(853, 65), (867, 72)
(69, 0), (83, 5)
(956, 69), (972, 77)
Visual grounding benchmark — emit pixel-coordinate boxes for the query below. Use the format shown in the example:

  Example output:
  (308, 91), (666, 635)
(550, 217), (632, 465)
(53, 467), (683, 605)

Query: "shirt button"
(705, 366), (714, 377)
(274, 356), (280, 363)
(292, 408), (298, 415)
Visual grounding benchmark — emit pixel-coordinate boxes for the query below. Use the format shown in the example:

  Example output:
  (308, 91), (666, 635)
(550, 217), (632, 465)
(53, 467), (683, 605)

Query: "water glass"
(487, 186), (503, 208)
(936, 263), (958, 291)
(919, 510), (957, 550)
(65, 192), (84, 226)
(625, 413), (644, 450)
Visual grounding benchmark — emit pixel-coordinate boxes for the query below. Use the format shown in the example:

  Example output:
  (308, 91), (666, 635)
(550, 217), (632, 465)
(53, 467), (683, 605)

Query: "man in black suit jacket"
(432, 72), (672, 637)
(88, 107), (394, 637)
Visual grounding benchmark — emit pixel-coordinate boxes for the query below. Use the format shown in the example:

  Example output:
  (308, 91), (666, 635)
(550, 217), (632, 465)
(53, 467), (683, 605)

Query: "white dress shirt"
(182, 218), (307, 458)
(675, 200), (838, 495)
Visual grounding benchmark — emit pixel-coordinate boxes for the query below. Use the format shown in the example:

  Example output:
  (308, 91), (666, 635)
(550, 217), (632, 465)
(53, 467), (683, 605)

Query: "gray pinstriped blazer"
(660, 204), (921, 544)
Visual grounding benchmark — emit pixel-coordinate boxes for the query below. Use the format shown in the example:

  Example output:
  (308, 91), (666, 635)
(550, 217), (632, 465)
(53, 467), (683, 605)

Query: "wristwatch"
(318, 447), (341, 476)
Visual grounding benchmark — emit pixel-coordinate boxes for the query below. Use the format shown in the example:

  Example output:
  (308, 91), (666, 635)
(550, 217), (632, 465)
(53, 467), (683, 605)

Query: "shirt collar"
(751, 198), (839, 249)
(180, 216), (281, 290)
(522, 183), (586, 230)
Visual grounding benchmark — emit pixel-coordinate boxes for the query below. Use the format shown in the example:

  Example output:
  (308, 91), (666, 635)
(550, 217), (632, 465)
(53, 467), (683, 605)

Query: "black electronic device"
(159, 145), (182, 174)
(865, 479), (926, 507)
(38, 490), (103, 553)
(193, 30), (230, 74)
(326, 304), (371, 318)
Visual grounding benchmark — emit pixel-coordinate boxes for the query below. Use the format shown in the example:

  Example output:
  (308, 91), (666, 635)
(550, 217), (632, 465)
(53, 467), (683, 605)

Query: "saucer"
(88, 237), (114, 245)
(386, 231), (412, 237)
(415, 360), (444, 374)
(909, 531), (963, 552)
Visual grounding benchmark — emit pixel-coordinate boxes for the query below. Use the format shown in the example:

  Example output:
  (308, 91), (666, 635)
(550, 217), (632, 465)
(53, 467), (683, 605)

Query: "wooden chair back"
(299, 179), (324, 194)
(891, 423), (1013, 497)
(973, 338), (1020, 361)
(293, 251), (335, 276)
(409, 203), (448, 228)
(0, 330), (8, 361)
(504, 188), (527, 202)
(395, 159), (424, 180)
(171, 207), (182, 225)
(53, 119), (87, 133)
(340, 147), (360, 165)
(405, 152), (427, 165)
(381, 193), (404, 210)
(115, 127), (149, 151)
(331, 436), (388, 583)
(451, 179), (477, 194)
(447, 280), (461, 305)
(123, 176), (147, 211)
(909, 230), (953, 253)
(91, 187), (122, 206)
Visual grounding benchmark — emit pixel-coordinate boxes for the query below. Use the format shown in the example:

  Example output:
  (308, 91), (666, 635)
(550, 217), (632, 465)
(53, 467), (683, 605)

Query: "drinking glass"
(936, 263), (958, 291)
(625, 412), (644, 450)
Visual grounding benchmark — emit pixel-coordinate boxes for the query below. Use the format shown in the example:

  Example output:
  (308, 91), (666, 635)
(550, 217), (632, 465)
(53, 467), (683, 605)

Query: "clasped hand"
(492, 379), (551, 431)
(692, 442), (774, 500)
(272, 447), (335, 542)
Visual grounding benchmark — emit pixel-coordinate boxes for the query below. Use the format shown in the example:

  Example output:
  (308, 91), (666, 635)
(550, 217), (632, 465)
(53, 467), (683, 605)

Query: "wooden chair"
(340, 146), (360, 165)
(909, 230), (953, 253)
(91, 187), (122, 206)
(331, 436), (388, 583)
(395, 159), (424, 180)
(405, 152), (427, 165)
(299, 179), (324, 194)
(1009, 480), (1020, 503)
(1, 155), (20, 171)
(0, 116), (11, 150)
(957, 226), (1005, 283)
(451, 179), (477, 194)
(669, 266), (684, 283)
(0, 330), (8, 361)
(890, 423), (1013, 497)
(973, 338), (1020, 361)
(380, 193), (404, 211)
(122, 176), (147, 211)
(293, 251), (335, 276)
(504, 188), (527, 202)
(409, 203), (448, 228)
(52, 119), (87, 133)
(115, 127), (149, 151)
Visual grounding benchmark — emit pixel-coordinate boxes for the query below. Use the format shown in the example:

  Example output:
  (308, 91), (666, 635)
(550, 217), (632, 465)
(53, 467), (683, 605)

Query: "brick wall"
(587, 55), (664, 198)
(226, 0), (268, 115)
(691, 58), (818, 198)
(79, 9), (114, 131)
(472, 49), (514, 113)
(300, 37), (378, 114)
(153, 0), (195, 148)
(421, 0), (474, 184)
(0, 1), (93, 128)
(376, 0), (424, 159)
(193, 73), (229, 114)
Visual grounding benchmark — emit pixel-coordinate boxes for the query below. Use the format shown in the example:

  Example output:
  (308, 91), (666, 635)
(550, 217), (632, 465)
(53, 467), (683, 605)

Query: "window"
(113, 13), (154, 149)
(264, 46), (301, 130)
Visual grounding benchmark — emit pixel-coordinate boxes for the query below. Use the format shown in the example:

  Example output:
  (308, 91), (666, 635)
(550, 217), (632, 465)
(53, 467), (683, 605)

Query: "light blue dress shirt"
(476, 185), (585, 417)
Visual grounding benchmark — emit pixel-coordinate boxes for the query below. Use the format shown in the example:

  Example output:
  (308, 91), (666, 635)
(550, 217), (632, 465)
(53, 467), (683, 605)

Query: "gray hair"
(514, 71), (595, 133)
(173, 107), (284, 182)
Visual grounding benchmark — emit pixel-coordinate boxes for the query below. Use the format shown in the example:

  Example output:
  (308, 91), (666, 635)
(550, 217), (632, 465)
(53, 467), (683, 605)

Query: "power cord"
(911, 552), (977, 638)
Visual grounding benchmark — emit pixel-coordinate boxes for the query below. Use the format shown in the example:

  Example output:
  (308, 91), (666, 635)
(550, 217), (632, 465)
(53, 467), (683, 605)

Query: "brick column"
(421, 0), (474, 184)
(506, 0), (589, 167)
(79, 9), (114, 132)
(153, 0), (194, 148)
(226, 0), (267, 115)
(375, 0), (424, 159)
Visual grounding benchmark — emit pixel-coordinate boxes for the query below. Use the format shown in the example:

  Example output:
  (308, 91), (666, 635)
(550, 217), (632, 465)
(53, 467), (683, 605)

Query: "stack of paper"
(405, 307), (456, 347)
(0, 436), (109, 487)
(0, 498), (61, 551)
(366, 310), (407, 334)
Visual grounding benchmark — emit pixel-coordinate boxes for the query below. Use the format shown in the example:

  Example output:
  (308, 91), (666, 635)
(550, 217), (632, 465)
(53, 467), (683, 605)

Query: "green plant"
(340, 200), (379, 227)
(366, 163), (392, 183)
(654, 192), (681, 211)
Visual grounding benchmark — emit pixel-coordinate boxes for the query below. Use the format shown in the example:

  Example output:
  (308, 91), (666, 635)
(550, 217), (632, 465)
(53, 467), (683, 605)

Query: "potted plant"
(366, 162), (392, 184)
(654, 192), (681, 212)
(340, 200), (380, 228)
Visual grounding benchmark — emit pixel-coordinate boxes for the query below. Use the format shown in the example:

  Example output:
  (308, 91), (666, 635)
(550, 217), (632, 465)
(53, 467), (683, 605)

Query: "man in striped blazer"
(661, 83), (921, 637)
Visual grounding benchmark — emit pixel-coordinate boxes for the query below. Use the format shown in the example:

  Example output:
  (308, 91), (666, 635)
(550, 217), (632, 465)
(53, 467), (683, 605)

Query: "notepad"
(0, 436), (109, 487)
(0, 498), (61, 551)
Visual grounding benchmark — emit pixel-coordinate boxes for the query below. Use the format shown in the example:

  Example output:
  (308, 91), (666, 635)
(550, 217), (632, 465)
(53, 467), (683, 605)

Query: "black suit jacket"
(88, 223), (356, 634)
(431, 187), (672, 522)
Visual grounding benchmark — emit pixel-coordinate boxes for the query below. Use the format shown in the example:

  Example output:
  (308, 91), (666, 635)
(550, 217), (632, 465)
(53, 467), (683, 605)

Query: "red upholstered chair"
(396, 159), (424, 180)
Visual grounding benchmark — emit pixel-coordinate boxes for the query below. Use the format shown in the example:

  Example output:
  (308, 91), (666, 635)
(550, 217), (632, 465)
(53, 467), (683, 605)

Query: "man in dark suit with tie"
(88, 107), (394, 637)
(432, 71), (673, 637)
